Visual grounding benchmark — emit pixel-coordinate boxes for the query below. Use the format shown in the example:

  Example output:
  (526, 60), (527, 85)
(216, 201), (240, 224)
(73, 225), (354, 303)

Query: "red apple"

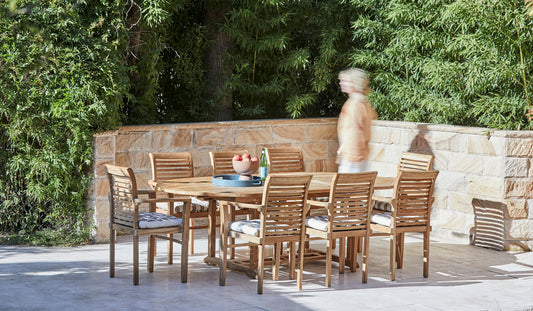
(233, 154), (242, 161)
(242, 153), (251, 159)
(251, 156), (259, 162)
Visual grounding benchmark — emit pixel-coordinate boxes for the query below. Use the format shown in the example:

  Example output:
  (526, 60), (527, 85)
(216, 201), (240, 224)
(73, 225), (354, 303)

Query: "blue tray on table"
(212, 175), (263, 187)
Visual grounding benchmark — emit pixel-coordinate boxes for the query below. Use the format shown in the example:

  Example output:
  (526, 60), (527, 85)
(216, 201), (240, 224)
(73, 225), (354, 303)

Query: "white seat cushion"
(229, 219), (261, 236)
(370, 212), (391, 227)
(156, 196), (209, 213)
(138, 212), (183, 229)
(192, 197), (209, 208)
(306, 215), (328, 231)
(307, 215), (367, 231)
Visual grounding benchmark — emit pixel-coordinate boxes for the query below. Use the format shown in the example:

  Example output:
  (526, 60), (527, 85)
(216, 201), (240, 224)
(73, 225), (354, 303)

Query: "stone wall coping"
(93, 118), (338, 137)
(95, 118), (533, 138)
(373, 120), (533, 137)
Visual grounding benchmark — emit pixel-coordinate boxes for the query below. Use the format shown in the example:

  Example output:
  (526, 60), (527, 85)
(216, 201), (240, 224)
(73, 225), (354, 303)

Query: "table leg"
(208, 199), (217, 258)
(346, 237), (358, 271)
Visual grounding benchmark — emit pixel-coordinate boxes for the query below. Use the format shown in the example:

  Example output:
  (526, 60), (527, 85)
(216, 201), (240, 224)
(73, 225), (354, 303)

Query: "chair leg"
(148, 234), (156, 273)
(189, 218), (194, 255)
(230, 206), (236, 259)
(257, 245), (265, 294)
(396, 233), (404, 269)
(250, 245), (258, 270)
(297, 238), (304, 291)
(219, 206), (228, 286)
(362, 234), (369, 283)
(181, 224), (189, 283)
(423, 230), (430, 278)
(167, 233), (174, 264)
(273, 242), (281, 281)
(109, 227), (115, 278)
(289, 242), (296, 280)
(325, 238), (332, 287)
(349, 236), (357, 272)
(339, 237), (346, 274)
(133, 234), (139, 285)
(390, 233), (396, 281)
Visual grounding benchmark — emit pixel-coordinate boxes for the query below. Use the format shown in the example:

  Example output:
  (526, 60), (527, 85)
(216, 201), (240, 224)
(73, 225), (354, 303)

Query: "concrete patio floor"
(1, 231), (533, 311)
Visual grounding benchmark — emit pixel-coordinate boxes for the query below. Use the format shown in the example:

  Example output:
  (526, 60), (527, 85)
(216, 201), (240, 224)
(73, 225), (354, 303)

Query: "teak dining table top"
(149, 172), (394, 200)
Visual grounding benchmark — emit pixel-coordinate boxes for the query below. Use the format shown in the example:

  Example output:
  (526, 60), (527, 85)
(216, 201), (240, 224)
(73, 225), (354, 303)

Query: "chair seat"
(138, 212), (183, 229)
(370, 212), (392, 227)
(229, 219), (260, 236)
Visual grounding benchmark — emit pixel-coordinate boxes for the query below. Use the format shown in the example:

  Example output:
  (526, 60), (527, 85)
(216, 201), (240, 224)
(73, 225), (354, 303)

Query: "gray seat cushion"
(138, 212), (183, 229)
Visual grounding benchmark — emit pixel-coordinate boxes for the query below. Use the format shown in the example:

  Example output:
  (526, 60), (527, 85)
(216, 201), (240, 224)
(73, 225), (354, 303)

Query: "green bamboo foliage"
(349, 0), (533, 129)
(223, 0), (358, 119)
(0, 0), (127, 244)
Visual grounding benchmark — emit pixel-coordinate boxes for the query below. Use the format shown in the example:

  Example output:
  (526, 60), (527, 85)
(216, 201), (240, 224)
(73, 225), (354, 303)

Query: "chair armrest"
(135, 197), (192, 204)
(138, 189), (156, 196)
(135, 196), (192, 213)
(219, 200), (263, 211)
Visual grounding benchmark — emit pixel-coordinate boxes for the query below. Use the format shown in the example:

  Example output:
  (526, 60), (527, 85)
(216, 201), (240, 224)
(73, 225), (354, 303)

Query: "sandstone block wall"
(89, 118), (533, 251)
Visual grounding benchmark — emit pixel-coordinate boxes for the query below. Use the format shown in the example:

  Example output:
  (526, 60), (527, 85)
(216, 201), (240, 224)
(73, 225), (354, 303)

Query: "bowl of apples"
(232, 153), (260, 180)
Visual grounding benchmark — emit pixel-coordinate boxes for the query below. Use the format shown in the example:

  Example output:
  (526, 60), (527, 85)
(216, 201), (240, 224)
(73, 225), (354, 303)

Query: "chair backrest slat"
(265, 147), (305, 173)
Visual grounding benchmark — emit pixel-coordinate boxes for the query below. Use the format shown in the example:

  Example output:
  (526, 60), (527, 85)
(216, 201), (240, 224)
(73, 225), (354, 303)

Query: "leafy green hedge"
(0, 0), (127, 245)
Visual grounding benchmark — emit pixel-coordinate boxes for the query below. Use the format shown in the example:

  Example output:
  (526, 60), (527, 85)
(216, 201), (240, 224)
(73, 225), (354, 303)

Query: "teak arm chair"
(209, 149), (256, 258)
(218, 173), (312, 294)
(149, 152), (209, 255)
(370, 170), (439, 281)
(373, 152), (434, 211)
(305, 171), (377, 286)
(105, 164), (190, 285)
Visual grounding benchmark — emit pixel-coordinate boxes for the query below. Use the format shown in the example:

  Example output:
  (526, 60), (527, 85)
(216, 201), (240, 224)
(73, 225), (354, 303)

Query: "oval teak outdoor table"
(149, 173), (395, 264)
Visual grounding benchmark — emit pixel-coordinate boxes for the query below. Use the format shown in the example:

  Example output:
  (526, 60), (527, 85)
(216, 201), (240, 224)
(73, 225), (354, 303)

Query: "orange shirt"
(337, 93), (377, 163)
